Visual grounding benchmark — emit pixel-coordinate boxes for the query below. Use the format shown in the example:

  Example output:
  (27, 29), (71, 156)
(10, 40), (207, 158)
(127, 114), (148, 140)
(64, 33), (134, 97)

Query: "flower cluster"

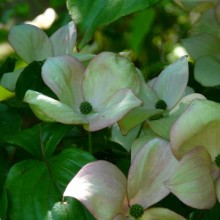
(2, 20), (220, 220)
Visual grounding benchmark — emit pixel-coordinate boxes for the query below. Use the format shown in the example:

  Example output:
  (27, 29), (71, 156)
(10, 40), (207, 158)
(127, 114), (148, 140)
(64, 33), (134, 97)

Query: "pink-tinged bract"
(170, 99), (220, 161)
(166, 146), (216, 209)
(63, 138), (185, 219)
(24, 52), (142, 131)
(127, 138), (178, 208)
(63, 160), (128, 220)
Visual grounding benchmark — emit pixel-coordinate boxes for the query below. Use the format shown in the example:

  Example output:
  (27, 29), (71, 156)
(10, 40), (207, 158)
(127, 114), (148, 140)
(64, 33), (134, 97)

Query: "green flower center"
(215, 154), (220, 167)
(155, 99), (167, 110)
(79, 101), (93, 114)
(129, 204), (144, 219)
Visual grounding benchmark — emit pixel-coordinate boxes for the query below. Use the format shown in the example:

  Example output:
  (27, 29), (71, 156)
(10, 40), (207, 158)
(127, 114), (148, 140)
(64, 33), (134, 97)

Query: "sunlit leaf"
(0, 86), (14, 101)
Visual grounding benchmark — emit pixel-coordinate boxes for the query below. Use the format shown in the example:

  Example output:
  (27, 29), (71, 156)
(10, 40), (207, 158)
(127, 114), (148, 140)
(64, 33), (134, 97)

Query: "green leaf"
(60, 197), (95, 220)
(5, 148), (95, 220)
(0, 148), (8, 220)
(0, 57), (16, 79)
(15, 61), (45, 100)
(0, 103), (21, 142)
(0, 190), (8, 220)
(0, 148), (8, 193)
(4, 123), (72, 159)
(67, 0), (159, 49)
(189, 203), (220, 220)
(129, 8), (155, 53)
(41, 123), (72, 158)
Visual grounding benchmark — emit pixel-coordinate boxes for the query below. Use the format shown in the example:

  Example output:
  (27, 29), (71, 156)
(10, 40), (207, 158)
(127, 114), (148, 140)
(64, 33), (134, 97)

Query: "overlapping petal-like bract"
(8, 21), (77, 63)
(147, 93), (206, 140)
(170, 99), (220, 160)
(131, 136), (216, 210)
(149, 55), (189, 110)
(0, 21), (78, 100)
(118, 56), (189, 135)
(144, 56), (205, 140)
(24, 52), (142, 131)
(170, 99), (220, 202)
(166, 146), (216, 209)
(64, 136), (216, 219)
(63, 138), (186, 220)
(117, 70), (161, 135)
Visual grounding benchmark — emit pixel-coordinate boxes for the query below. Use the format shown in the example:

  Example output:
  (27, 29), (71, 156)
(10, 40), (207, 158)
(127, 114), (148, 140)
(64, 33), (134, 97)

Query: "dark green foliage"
(0, 57), (16, 79)
(15, 61), (45, 100)
(0, 1), (219, 220)
(2, 148), (95, 220)
(3, 122), (72, 159)
(0, 103), (21, 142)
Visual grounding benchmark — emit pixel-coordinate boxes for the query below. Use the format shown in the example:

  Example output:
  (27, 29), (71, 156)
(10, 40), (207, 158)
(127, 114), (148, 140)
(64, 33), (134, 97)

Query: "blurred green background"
(1, 0), (219, 101)
(0, 0), (189, 73)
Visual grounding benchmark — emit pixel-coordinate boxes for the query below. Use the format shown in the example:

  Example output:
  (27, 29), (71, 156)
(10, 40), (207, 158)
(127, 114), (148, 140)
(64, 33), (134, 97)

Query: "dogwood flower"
(111, 93), (204, 151)
(63, 138), (184, 220)
(170, 99), (220, 202)
(118, 56), (189, 135)
(63, 137), (215, 219)
(145, 93), (206, 140)
(24, 52), (142, 131)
